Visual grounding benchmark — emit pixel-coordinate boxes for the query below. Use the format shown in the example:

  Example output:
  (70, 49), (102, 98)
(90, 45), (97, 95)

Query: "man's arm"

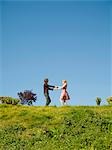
(48, 85), (55, 90)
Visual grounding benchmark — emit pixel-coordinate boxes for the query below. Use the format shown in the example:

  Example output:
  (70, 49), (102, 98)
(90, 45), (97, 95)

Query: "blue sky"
(1, 0), (111, 106)
(0, 2), (1, 92)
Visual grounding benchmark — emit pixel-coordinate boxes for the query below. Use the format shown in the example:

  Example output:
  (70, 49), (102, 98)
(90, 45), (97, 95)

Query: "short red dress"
(60, 84), (70, 102)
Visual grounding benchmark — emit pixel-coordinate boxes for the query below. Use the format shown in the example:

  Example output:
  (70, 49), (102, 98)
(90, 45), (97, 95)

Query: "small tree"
(17, 90), (37, 106)
(107, 97), (112, 105)
(96, 97), (102, 106)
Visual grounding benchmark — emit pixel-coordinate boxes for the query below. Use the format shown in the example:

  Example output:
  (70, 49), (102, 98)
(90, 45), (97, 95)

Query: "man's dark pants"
(44, 93), (51, 106)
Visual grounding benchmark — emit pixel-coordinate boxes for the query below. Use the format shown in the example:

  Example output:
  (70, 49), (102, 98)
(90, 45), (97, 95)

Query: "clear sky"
(1, 0), (111, 106)
(0, 2), (1, 92)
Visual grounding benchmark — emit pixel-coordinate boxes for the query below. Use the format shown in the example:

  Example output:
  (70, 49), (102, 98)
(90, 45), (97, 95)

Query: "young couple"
(43, 78), (70, 106)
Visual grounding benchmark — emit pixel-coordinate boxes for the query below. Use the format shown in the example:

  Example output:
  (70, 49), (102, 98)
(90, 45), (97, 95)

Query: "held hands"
(54, 86), (59, 90)
(54, 86), (62, 90)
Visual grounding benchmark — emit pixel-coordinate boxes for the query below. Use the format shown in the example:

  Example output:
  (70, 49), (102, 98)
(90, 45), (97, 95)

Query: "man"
(43, 78), (55, 106)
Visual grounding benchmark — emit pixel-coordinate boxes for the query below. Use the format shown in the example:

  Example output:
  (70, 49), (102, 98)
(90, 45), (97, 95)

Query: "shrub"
(0, 97), (20, 105)
(107, 97), (112, 105)
(17, 90), (37, 105)
(96, 97), (102, 106)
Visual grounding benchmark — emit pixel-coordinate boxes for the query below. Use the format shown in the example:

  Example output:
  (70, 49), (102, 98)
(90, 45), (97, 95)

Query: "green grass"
(0, 104), (112, 150)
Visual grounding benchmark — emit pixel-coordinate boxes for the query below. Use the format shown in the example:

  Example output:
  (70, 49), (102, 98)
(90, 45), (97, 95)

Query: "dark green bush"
(0, 97), (20, 105)
(96, 97), (102, 106)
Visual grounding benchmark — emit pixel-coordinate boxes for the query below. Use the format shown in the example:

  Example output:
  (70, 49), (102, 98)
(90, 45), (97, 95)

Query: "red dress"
(60, 83), (70, 102)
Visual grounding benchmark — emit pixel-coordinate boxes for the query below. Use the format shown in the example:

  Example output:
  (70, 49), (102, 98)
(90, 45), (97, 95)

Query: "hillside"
(0, 104), (112, 150)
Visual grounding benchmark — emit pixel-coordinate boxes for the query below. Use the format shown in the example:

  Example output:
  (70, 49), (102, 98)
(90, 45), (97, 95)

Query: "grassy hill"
(0, 104), (112, 150)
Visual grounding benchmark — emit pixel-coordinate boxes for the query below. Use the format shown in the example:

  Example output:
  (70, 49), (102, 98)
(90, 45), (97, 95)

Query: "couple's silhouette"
(43, 78), (70, 106)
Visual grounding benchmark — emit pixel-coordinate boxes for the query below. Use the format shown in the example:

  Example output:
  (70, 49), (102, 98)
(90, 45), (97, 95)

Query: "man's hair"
(44, 78), (48, 82)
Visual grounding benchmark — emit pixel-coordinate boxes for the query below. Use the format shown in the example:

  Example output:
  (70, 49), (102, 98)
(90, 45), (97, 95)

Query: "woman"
(57, 80), (70, 105)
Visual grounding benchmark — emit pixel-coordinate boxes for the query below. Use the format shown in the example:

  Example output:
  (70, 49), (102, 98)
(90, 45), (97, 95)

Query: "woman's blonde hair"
(62, 80), (67, 84)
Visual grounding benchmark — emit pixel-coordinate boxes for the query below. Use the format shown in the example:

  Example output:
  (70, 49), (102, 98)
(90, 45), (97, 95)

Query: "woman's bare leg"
(60, 99), (64, 106)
